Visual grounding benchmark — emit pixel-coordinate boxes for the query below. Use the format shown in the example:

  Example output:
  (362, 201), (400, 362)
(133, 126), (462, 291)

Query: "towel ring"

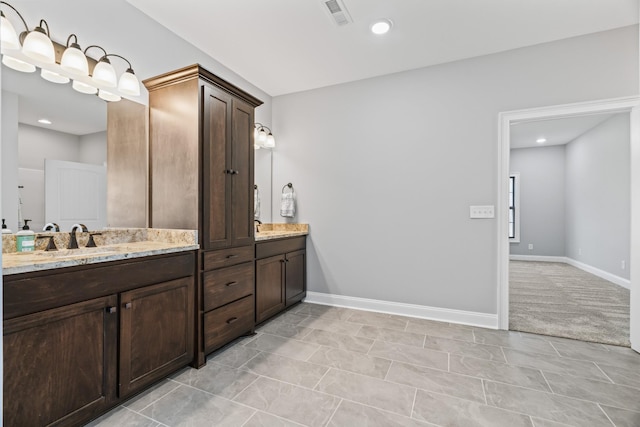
(282, 183), (293, 193)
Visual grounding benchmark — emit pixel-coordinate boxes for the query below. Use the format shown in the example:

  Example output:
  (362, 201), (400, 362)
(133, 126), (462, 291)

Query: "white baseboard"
(509, 255), (630, 289)
(304, 291), (498, 329)
(509, 255), (568, 263)
(564, 258), (630, 290)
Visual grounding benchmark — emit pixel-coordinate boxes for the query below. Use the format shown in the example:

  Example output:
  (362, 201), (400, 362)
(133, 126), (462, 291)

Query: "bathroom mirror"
(1, 65), (108, 233)
(254, 148), (273, 223)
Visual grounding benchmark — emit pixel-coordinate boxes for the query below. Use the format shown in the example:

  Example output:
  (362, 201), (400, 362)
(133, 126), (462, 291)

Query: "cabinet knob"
(226, 317), (238, 324)
(124, 302), (132, 309)
(225, 281), (238, 287)
(106, 306), (117, 314)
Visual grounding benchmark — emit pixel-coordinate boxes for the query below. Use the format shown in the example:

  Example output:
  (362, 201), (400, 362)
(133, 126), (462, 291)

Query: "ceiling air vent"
(321, 0), (353, 26)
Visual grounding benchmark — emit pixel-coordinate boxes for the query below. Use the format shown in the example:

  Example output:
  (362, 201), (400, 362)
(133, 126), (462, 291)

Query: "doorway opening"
(496, 96), (640, 352)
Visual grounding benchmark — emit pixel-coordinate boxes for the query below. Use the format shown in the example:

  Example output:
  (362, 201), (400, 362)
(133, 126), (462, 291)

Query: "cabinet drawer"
(203, 295), (254, 353)
(255, 236), (306, 259)
(203, 262), (254, 312)
(203, 246), (254, 270)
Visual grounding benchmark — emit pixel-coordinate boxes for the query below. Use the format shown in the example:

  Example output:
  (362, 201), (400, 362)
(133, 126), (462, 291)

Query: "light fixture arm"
(103, 53), (132, 70)
(36, 19), (50, 36)
(65, 33), (79, 48)
(0, 1), (29, 33)
(83, 44), (108, 60)
(255, 123), (272, 133)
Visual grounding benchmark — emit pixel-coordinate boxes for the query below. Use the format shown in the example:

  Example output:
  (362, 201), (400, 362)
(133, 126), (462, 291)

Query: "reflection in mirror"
(254, 148), (273, 223)
(1, 65), (107, 233)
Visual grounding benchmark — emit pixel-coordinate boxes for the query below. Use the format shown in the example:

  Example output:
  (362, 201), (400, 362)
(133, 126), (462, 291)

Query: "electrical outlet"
(469, 205), (495, 219)
(528, 244), (533, 250)
(622, 260), (626, 270)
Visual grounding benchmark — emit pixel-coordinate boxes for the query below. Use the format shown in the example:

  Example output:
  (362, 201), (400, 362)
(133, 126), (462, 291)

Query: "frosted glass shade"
(2, 55), (35, 72)
(72, 79), (97, 94)
(98, 89), (121, 102)
(257, 129), (267, 144)
(91, 59), (117, 87)
(0, 14), (20, 50)
(22, 28), (55, 63)
(41, 69), (69, 84)
(60, 46), (89, 76)
(117, 69), (140, 96)
(265, 133), (276, 148)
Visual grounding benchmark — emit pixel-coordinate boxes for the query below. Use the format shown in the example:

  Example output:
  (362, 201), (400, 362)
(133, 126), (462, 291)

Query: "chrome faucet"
(68, 223), (88, 249)
(254, 219), (262, 233)
(43, 222), (60, 232)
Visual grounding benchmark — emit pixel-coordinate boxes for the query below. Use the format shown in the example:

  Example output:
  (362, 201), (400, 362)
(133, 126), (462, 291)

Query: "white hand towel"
(254, 187), (260, 220)
(280, 191), (296, 218)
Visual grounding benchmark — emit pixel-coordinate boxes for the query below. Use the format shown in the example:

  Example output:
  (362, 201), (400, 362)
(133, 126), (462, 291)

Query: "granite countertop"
(255, 223), (309, 241)
(2, 228), (199, 275)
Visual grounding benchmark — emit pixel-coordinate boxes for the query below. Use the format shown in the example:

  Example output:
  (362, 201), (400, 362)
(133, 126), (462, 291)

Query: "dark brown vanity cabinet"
(2, 252), (195, 427)
(144, 65), (262, 366)
(255, 236), (307, 324)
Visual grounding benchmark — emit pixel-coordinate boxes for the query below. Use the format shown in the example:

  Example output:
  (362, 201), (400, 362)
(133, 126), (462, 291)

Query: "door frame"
(496, 96), (640, 351)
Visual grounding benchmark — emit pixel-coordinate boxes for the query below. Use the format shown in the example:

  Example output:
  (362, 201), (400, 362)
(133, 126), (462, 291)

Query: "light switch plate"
(470, 205), (495, 219)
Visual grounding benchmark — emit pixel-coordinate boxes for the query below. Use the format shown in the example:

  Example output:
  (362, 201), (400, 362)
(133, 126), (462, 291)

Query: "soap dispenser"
(2, 218), (12, 234)
(16, 219), (35, 252)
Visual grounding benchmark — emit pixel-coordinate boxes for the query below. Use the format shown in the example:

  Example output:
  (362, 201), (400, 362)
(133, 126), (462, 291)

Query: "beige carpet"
(509, 261), (630, 347)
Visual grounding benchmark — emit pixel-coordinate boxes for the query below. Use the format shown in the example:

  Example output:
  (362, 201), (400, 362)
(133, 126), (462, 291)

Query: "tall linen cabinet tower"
(144, 65), (263, 367)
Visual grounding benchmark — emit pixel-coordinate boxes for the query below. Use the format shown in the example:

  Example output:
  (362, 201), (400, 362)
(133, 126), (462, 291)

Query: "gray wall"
(510, 146), (566, 256)
(79, 132), (107, 166)
(271, 26), (639, 314)
(566, 114), (631, 280)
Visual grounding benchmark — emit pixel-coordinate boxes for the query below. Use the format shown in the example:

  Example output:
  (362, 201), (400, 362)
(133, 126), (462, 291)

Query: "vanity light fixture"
(0, 1), (142, 102)
(254, 123), (276, 149)
(371, 19), (392, 35)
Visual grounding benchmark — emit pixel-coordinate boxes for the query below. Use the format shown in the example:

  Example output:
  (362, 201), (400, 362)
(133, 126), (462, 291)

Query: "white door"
(44, 159), (107, 232)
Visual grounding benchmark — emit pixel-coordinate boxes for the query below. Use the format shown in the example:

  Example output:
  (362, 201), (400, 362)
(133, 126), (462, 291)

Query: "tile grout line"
(410, 388), (418, 418)
(323, 398), (343, 426)
(592, 362), (616, 384)
(118, 404), (165, 425)
(229, 374), (262, 402)
(596, 403), (618, 427)
(539, 370), (555, 395)
(311, 366), (333, 390)
(130, 380), (183, 413)
(481, 379), (488, 405)
(238, 409), (258, 427)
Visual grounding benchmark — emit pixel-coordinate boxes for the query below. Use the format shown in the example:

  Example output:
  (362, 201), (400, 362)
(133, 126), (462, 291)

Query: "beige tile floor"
(86, 303), (640, 427)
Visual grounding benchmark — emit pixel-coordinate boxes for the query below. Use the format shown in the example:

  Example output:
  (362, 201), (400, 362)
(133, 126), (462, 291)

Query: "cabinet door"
(230, 98), (255, 247)
(202, 84), (233, 250)
(255, 254), (286, 323)
(119, 277), (194, 397)
(3, 295), (118, 427)
(285, 249), (306, 305)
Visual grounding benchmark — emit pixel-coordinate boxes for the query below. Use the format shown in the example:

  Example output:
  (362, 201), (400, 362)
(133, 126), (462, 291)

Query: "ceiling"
(127, 0), (638, 96)
(510, 113), (622, 149)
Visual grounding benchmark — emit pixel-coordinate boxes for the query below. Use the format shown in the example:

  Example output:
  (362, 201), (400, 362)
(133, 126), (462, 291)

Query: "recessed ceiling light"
(371, 19), (392, 35)
(38, 119), (52, 125)
(536, 138), (547, 144)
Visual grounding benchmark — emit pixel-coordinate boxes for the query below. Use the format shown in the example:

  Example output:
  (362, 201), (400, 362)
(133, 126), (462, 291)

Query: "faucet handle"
(86, 232), (102, 248)
(37, 235), (58, 252)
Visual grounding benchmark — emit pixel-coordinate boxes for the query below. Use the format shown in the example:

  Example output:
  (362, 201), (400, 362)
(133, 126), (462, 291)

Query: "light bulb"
(0, 13), (20, 50)
(117, 68), (140, 96)
(60, 45), (89, 76)
(2, 55), (36, 72)
(72, 79), (97, 94)
(92, 59), (117, 87)
(41, 69), (69, 84)
(22, 27), (55, 63)
(98, 89), (121, 102)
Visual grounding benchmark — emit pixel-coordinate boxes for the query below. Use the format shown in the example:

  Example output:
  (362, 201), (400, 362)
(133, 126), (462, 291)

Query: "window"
(509, 173), (520, 242)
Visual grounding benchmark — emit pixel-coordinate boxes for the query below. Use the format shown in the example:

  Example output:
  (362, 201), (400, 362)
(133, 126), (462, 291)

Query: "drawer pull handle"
(225, 281), (238, 287)
(124, 302), (132, 309)
(226, 254), (238, 259)
(226, 317), (238, 324)
(106, 306), (117, 314)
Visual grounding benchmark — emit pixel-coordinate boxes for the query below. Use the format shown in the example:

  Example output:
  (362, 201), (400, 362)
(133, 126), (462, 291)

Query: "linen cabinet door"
(230, 98), (255, 247)
(3, 295), (118, 427)
(203, 84), (233, 250)
(119, 277), (194, 397)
